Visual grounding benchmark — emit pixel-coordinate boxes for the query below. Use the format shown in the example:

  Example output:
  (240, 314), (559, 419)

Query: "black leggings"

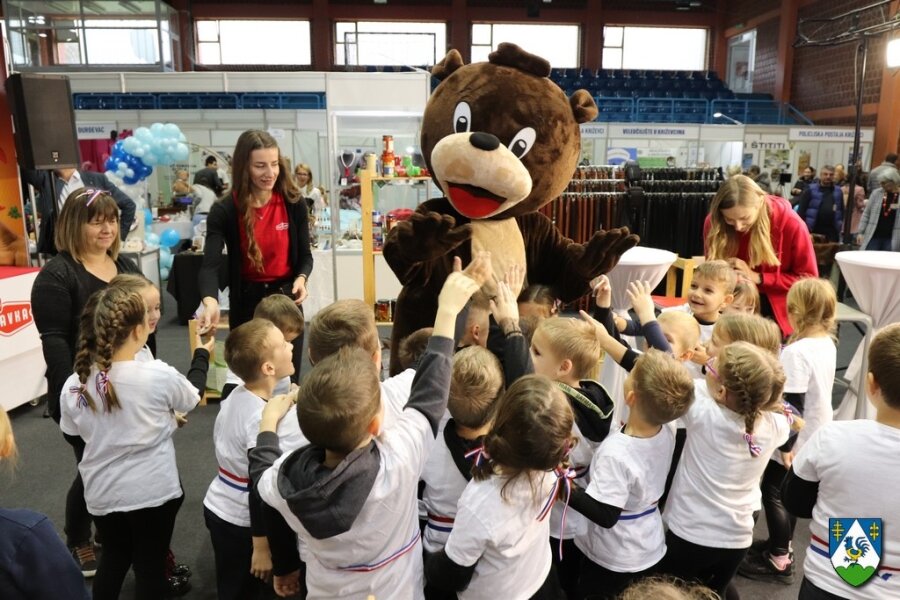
(204, 506), (272, 600)
(92, 495), (184, 600)
(657, 531), (748, 600)
(577, 557), (656, 600)
(550, 537), (583, 600)
(760, 460), (795, 556)
(799, 577), (847, 600)
(63, 432), (92, 548)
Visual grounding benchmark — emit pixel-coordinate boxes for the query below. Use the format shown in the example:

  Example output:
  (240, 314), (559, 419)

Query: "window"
(471, 24), (580, 68)
(334, 22), (446, 66)
(196, 20), (311, 65)
(603, 26), (707, 70)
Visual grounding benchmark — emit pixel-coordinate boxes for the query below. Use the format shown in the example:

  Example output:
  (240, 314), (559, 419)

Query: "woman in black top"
(197, 130), (313, 372)
(30, 188), (140, 572)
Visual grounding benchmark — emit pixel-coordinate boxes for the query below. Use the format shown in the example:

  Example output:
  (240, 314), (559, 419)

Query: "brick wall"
(751, 18), (778, 96)
(722, 0), (780, 28)
(791, 0), (885, 121)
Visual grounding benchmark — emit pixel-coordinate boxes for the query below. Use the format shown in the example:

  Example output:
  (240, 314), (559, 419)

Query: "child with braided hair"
(59, 283), (213, 599)
(425, 374), (576, 599)
(660, 341), (793, 599)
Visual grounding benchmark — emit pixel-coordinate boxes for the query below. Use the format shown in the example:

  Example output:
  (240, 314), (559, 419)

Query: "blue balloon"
(143, 208), (152, 226)
(160, 266), (170, 281)
(160, 252), (174, 270)
(145, 231), (160, 246)
(160, 228), (181, 248)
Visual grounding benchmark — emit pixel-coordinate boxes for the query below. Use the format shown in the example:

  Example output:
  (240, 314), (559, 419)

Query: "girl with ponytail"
(60, 283), (211, 599)
(425, 374), (576, 599)
(660, 341), (793, 599)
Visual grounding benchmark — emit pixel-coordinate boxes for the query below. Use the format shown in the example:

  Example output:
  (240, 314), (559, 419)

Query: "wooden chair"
(651, 255), (703, 309)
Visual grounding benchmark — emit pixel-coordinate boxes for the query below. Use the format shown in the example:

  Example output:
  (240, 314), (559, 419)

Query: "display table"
(599, 246), (678, 426)
(833, 251), (900, 419)
(167, 252), (227, 325)
(0, 267), (47, 411)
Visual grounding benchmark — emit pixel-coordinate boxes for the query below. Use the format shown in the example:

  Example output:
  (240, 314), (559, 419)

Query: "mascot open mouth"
(446, 183), (505, 219)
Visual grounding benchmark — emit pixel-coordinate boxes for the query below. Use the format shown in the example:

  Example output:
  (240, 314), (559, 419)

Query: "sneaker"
(72, 543), (98, 578)
(747, 539), (794, 561)
(170, 563), (192, 578)
(738, 550), (795, 585)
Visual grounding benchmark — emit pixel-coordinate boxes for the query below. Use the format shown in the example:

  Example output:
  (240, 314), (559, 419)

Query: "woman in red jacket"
(704, 175), (818, 336)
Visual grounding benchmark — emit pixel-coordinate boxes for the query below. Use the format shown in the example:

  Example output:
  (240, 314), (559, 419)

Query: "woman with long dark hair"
(197, 131), (313, 363)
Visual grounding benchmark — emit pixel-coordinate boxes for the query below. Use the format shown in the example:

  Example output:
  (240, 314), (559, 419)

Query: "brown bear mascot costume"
(384, 43), (639, 374)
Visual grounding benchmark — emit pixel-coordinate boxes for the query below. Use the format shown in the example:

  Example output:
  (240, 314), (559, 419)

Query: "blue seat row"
(73, 91), (327, 111)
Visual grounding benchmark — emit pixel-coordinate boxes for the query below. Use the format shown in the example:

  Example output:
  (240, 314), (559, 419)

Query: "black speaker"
(5, 73), (79, 170)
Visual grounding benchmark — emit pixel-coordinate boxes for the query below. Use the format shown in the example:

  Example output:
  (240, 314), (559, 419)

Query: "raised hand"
(626, 280), (656, 325)
(591, 274), (612, 309)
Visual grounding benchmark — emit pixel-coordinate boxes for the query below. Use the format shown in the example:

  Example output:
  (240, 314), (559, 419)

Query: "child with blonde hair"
(660, 341), (792, 598)
(1, 408), (89, 598)
(739, 277), (836, 584)
(60, 284), (212, 599)
(723, 274), (761, 315)
(421, 346), (504, 554)
(425, 374), (575, 599)
(569, 349), (695, 599)
(783, 323), (900, 600)
(525, 311), (614, 596)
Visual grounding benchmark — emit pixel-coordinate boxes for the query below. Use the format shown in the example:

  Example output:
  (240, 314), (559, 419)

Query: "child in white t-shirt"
(59, 283), (212, 599)
(421, 345), (503, 555)
(783, 322), (900, 600)
(220, 294), (304, 400)
(570, 349), (694, 600)
(660, 341), (792, 599)
(722, 274), (760, 316)
(425, 374), (575, 600)
(250, 253), (491, 599)
(203, 317), (307, 600)
(739, 277), (837, 584)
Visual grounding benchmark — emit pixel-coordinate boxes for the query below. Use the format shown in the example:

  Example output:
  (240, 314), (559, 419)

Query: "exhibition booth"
(0, 68), (883, 408)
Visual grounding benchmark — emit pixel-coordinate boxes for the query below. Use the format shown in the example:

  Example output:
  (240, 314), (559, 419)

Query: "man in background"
(193, 156), (225, 197)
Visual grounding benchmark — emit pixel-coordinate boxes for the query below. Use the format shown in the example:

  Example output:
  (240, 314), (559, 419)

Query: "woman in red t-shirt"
(198, 129), (313, 338)
(704, 175), (818, 336)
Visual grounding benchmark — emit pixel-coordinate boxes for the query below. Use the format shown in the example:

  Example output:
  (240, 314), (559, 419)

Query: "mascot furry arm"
(383, 44), (639, 374)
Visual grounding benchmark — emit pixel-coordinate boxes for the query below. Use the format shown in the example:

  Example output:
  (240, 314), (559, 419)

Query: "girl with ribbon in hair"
(425, 374), (577, 600)
(659, 341), (793, 600)
(58, 283), (212, 599)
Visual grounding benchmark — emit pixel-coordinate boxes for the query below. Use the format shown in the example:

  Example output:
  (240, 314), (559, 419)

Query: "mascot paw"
(575, 227), (640, 279)
(389, 211), (472, 261)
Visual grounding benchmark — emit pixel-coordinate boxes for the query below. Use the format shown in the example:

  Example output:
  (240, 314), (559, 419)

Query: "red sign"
(0, 299), (33, 336)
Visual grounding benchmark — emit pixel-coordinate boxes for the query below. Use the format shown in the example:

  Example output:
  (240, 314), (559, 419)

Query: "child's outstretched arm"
(626, 281), (671, 354)
(579, 309), (628, 366)
(186, 326), (216, 394)
(489, 264), (532, 384)
(590, 275), (644, 370)
(411, 253), (492, 436)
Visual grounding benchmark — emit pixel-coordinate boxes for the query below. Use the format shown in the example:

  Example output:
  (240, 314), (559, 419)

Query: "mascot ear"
(489, 42), (551, 78)
(432, 49), (465, 82)
(570, 90), (599, 124)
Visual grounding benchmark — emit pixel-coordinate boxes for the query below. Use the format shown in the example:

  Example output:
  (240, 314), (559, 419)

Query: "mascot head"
(421, 43), (598, 220)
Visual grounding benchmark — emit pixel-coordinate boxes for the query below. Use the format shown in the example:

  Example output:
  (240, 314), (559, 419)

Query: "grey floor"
(2, 289), (864, 599)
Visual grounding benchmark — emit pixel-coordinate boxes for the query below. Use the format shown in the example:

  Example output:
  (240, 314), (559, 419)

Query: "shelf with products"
(359, 172), (434, 318)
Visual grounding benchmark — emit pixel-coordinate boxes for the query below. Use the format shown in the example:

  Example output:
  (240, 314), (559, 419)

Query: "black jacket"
(22, 169), (136, 254)
(198, 193), (313, 326)
(30, 252), (139, 422)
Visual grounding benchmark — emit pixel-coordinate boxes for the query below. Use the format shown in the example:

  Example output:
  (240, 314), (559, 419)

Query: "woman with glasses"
(30, 188), (142, 578)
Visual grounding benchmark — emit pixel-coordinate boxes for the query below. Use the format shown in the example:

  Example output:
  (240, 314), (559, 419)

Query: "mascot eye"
(508, 127), (536, 159)
(453, 102), (472, 133)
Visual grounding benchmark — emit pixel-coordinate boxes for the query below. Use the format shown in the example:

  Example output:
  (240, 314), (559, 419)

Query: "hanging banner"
(579, 124), (608, 138)
(609, 125), (700, 139)
(76, 122), (116, 140)
(788, 128), (874, 143)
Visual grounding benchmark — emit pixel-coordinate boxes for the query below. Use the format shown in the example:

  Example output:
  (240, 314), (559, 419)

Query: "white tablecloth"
(834, 251), (900, 419)
(600, 246), (678, 425)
